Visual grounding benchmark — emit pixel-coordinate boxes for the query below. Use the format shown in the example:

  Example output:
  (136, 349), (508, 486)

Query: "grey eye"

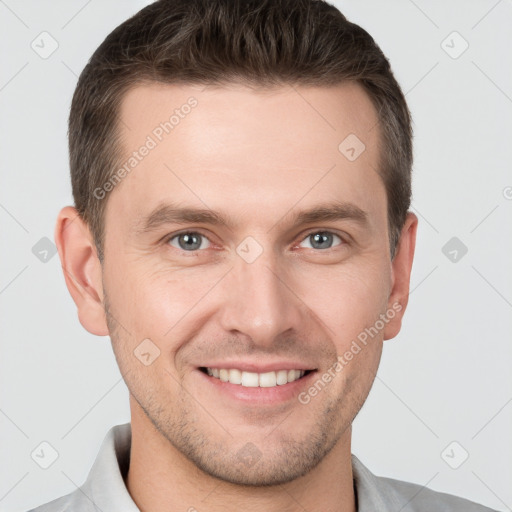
(168, 232), (210, 251)
(299, 232), (342, 250)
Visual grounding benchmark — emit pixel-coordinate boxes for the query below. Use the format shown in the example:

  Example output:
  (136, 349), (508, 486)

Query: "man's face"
(100, 82), (403, 485)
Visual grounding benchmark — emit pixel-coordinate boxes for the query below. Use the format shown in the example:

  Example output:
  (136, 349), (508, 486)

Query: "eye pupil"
(310, 232), (333, 250)
(179, 233), (202, 251)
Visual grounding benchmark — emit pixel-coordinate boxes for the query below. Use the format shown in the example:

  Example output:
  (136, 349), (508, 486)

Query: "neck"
(126, 400), (356, 512)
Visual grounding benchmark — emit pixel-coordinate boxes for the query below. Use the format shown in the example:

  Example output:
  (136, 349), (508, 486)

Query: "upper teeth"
(206, 368), (306, 387)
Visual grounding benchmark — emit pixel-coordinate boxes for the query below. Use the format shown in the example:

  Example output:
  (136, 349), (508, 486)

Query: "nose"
(217, 245), (305, 348)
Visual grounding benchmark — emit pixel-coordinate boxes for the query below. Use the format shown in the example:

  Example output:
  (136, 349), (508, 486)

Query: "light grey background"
(1, 0), (511, 511)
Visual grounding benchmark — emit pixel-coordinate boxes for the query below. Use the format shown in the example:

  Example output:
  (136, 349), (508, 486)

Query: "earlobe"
(54, 206), (109, 336)
(383, 212), (418, 340)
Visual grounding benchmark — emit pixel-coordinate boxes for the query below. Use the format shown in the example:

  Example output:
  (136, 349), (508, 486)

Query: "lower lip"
(196, 369), (318, 405)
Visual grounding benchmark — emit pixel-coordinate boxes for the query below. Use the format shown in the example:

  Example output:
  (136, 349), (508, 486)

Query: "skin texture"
(55, 82), (417, 512)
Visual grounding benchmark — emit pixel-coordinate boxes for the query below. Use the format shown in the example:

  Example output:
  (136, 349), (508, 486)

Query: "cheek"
(299, 260), (390, 339)
(105, 259), (222, 343)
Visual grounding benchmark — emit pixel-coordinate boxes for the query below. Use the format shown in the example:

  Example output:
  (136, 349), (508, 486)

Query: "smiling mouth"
(199, 367), (314, 387)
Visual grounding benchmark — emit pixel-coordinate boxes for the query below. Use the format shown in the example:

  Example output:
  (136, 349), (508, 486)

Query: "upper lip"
(199, 360), (317, 373)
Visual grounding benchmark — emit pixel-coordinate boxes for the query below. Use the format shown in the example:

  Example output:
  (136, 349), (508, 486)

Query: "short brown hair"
(69, 0), (412, 261)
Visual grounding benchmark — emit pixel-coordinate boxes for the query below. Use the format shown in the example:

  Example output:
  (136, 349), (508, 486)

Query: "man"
(29, 0), (497, 510)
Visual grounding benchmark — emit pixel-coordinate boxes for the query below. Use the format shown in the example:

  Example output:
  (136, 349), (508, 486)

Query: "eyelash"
(163, 229), (347, 254)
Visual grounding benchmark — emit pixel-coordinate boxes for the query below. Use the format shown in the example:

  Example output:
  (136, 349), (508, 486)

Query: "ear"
(54, 206), (109, 336)
(383, 212), (418, 340)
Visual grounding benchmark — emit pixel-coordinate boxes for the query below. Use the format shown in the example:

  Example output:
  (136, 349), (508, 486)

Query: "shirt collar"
(351, 453), (403, 511)
(80, 423), (139, 511)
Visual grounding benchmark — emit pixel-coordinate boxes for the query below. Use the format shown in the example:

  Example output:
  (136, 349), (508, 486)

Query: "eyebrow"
(135, 200), (369, 235)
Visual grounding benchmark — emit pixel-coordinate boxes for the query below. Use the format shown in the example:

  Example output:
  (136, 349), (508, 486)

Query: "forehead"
(108, 81), (385, 230)
(118, 81), (380, 160)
